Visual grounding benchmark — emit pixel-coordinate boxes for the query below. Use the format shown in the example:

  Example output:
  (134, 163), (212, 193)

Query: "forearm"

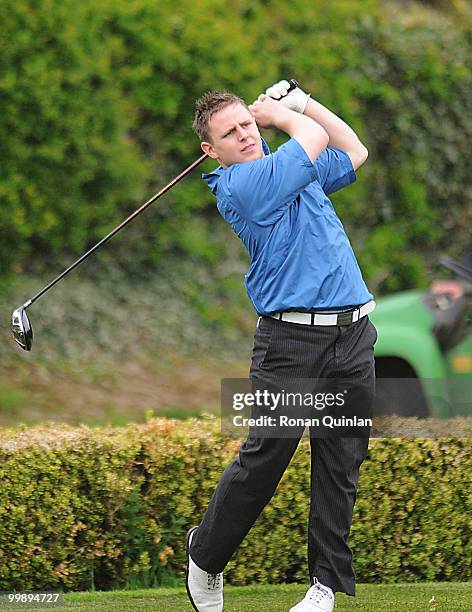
(303, 98), (368, 169)
(275, 107), (329, 162)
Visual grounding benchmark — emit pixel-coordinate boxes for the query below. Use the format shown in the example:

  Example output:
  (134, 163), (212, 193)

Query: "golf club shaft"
(24, 153), (208, 308)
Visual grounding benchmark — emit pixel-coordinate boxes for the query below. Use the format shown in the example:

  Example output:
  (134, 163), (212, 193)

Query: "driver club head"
(11, 306), (33, 351)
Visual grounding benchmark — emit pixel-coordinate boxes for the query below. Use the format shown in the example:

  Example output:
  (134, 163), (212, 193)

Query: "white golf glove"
(265, 79), (310, 114)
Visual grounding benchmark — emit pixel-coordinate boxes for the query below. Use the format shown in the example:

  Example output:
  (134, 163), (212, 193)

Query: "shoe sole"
(185, 526), (199, 612)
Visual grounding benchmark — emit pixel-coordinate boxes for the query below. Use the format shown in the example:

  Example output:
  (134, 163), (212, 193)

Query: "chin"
(242, 149), (263, 163)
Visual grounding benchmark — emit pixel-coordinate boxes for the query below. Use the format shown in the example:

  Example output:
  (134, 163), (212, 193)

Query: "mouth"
(241, 143), (256, 153)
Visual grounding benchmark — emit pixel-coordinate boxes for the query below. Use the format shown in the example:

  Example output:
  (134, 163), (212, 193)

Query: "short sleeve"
(314, 147), (356, 195)
(223, 138), (318, 225)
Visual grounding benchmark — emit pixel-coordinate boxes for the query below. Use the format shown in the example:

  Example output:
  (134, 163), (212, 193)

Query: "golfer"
(186, 80), (377, 612)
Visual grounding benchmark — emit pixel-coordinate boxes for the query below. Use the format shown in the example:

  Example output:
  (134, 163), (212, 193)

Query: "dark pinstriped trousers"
(190, 314), (377, 596)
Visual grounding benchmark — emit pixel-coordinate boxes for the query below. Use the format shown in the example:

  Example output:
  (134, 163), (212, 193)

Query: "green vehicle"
(370, 256), (472, 417)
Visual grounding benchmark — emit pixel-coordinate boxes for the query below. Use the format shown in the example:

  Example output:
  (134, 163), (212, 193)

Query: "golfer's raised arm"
(264, 79), (368, 171)
(302, 98), (368, 170)
(250, 96), (329, 162)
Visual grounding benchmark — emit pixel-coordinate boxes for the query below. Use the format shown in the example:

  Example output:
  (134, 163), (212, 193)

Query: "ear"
(201, 141), (219, 160)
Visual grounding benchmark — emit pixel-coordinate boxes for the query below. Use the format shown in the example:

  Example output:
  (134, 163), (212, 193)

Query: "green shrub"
(0, 419), (470, 590)
(0, 0), (148, 275)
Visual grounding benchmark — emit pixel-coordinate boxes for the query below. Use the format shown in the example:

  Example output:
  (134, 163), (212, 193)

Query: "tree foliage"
(0, 0), (470, 293)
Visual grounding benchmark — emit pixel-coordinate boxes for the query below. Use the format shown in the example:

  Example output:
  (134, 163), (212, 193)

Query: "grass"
(0, 384), (30, 414)
(0, 265), (254, 427)
(3, 582), (471, 611)
(0, 356), (243, 428)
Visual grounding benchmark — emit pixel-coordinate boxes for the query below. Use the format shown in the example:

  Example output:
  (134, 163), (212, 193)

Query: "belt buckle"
(336, 311), (353, 326)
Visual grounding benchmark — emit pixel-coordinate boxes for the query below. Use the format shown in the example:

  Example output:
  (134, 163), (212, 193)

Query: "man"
(186, 80), (377, 612)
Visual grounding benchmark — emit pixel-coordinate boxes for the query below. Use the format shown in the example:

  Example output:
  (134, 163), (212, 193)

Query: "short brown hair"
(193, 91), (249, 142)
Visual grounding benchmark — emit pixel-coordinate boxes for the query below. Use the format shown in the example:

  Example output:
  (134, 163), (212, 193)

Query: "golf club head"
(11, 306), (33, 351)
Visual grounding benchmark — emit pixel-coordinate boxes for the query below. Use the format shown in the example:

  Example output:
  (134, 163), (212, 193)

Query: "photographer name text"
(232, 415), (372, 428)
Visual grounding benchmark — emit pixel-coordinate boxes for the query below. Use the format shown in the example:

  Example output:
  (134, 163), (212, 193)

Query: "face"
(201, 103), (264, 168)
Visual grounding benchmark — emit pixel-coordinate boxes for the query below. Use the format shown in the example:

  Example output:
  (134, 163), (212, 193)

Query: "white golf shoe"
(289, 578), (335, 611)
(185, 527), (223, 612)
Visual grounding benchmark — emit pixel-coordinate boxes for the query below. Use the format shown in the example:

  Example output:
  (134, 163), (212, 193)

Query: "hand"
(249, 95), (290, 129)
(250, 93), (329, 161)
(265, 79), (310, 114)
(431, 280), (464, 300)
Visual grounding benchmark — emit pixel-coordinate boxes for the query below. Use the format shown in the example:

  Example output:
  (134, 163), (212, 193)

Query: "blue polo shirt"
(203, 138), (373, 315)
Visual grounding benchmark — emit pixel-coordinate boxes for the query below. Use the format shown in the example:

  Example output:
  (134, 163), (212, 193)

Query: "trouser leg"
(190, 317), (308, 573)
(190, 431), (302, 573)
(307, 435), (369, 596)
(307, 316), (376, 595)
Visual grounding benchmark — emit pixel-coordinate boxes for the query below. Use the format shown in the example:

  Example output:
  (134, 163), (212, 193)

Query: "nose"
(236, 125), (248, 140)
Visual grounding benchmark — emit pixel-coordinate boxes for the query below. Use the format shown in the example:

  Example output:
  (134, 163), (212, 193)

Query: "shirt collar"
(202, 137), (271, 195)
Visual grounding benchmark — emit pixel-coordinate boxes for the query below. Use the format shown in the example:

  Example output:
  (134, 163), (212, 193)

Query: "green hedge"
(0, 419), (470, 590)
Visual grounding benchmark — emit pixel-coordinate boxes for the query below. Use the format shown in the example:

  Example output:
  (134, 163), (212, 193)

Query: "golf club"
(11, 79), (299, 351)
(11, 153), (208, 351)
